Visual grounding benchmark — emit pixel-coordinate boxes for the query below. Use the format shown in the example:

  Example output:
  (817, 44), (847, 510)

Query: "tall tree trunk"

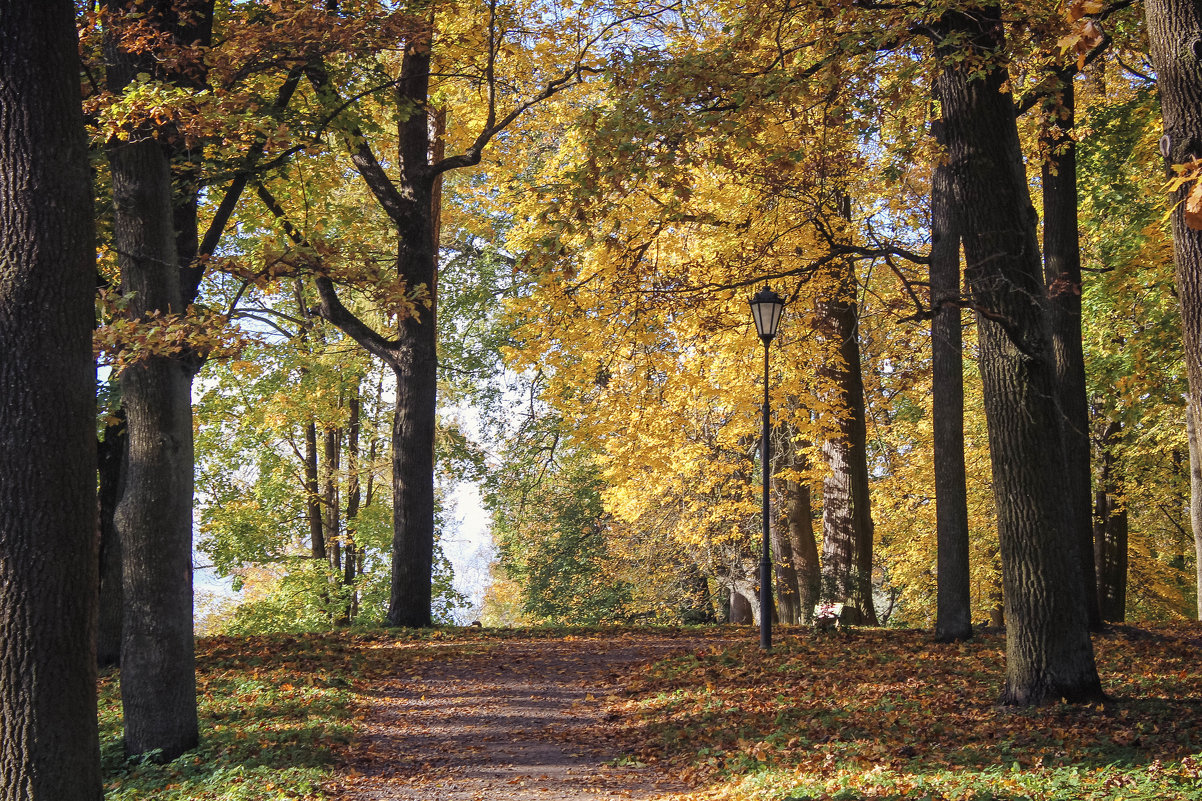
(1095, 418), (1128, 622)
(109, 136), (199, 759)
(935, 6), (1103, 705)
(102, 0), (215, 759)
(776, 431), (820, 622)
(1041, 84), (1100, 630)
(306, 32), (440, 627)
(0, 2), (103, 795)
(771, 514), (800, 624)
(97, 411), (127, 668)
(931, 119), (973, 643)
(1145, 0), (1202, 624)
(323, 426), (342, 574)
(305, 420), (326, 560)
(343, 390), (363, 623)
(1188, 405), (1202, 620)
(818, 257), (879, 625)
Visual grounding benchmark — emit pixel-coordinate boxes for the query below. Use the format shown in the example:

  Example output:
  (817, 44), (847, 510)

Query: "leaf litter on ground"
(98, 623), (1202, 801)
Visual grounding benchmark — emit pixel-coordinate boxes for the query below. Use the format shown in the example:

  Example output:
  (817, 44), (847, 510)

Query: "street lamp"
(749, 286), (785, 650)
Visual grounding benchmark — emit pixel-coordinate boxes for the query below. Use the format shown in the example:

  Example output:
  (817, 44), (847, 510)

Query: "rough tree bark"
(109, 134), (199, 759)
(1041, 83), (1101, 630)
(1188, 405), (1202, 620)
(1144, 0), (1202, 624)
(930, 119), (973, 643)
(102, 0), (222, 759)
(0, 0), (103, 795)
(818, 258), (879, 625)
(771, 518), (800, 624)
(1095, 418), (1128, 622)
(935, 5), (1103, 705)
(775, 430), (820, 623)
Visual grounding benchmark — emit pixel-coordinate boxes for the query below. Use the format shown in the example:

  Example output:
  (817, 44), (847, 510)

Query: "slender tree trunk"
(306, 34), (440, 627)
(1095, 418), (1128, 622)
(1041, 84), (1100, 630)
(110, 136), (198, 758)
(343, 390), (362, 623)
(0, 2), (102, 795)
(1145, 0), (1202, 623)
(818, 257), (879, 625)
(97, 411), (127, 668)
(305, 421), (326, 560)
(931, 119), (973, 643)
(935, 6), (1103, 705)
(323, 426), (342, 573)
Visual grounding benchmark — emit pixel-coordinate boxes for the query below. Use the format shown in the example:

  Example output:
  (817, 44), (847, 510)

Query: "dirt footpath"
(323, 632), (730, 801)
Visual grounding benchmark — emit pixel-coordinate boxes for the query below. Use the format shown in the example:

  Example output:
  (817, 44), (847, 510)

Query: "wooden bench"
(814, 602), (845, 630)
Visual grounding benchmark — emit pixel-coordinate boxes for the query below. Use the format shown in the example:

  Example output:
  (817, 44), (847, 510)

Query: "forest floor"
(99, 623), (1202, 801)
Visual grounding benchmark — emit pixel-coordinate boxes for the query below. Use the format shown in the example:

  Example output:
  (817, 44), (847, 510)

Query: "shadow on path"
(324, 632), (733, 801)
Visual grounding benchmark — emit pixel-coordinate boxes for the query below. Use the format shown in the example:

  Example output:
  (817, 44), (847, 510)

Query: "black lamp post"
(749, 286), (785, 650)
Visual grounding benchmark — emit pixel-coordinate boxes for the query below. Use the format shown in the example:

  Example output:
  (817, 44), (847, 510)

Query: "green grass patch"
(100, 633), (357, 800)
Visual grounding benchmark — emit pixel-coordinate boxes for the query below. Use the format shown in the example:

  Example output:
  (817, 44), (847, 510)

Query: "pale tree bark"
(1041, 84), (1100, 630)
(1144, 0), (1202, 624)
(818, 258), (879, 625)
(930, 119), (973, 642)
(0, 0), (103, 796)
(729, 586), (755, 624)
(935, 5), (1103, 705)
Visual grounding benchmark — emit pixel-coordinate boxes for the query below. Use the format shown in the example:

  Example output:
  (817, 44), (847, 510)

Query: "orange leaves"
(1057, 0), (1107, 70)
(1166, 158), (1202, 231)
(94, 293), (253, 369)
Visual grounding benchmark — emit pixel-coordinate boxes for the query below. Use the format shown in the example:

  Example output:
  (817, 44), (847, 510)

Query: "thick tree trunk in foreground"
(930, 120), (973, 643)
(1041, 85), (1100, 630)
(1095, 418), (1128, 622)
(0, 1), (103, 795)
(936, 6), (1103, 705)
(818, 261), (878, 625)
(110, 137), (199, 759)
(1145, 0), (1202, 623)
